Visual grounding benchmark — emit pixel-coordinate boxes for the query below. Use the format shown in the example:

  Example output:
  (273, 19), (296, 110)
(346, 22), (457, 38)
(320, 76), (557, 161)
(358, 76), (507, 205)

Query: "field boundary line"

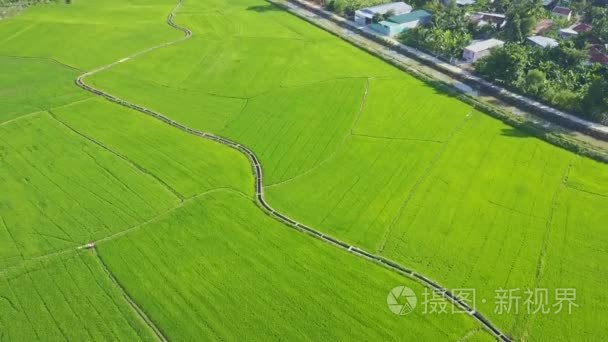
(0, 188), (241, 278)
(47, 110), (185, 202)
(350, 132), (444, 144)
(377, 111), (474, 254)
(275, 0), (608, 141)
(0, 54), (83, 71)
(73, 1), (511, 341)
(91, 187), (243, 246)
(0, 110), (45, 127)
(265, 77), (370, 189)
(91, 248), (168, 342)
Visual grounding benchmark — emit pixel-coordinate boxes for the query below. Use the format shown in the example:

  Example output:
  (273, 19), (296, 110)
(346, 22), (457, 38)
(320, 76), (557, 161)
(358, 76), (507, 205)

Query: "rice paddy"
(1, 0), (607, 340)
(0, 251), (155, 341)
(96, 190), (482, 340)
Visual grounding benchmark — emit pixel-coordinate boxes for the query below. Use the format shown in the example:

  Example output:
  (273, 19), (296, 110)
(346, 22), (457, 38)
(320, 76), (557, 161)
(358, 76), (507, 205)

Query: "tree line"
(398, 0), (608, 123)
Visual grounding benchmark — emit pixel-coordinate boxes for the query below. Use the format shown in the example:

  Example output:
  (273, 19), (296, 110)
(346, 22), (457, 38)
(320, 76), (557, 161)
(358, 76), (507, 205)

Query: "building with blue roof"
(369, 10), (432, 37)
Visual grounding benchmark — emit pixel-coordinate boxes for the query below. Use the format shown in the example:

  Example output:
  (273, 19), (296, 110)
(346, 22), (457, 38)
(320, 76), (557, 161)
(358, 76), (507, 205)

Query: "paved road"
(277, 0), (608, 142)
(74, 1), (512, 340)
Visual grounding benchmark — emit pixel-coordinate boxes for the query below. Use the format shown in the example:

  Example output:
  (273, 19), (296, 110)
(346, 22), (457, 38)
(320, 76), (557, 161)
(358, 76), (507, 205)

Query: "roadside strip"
(272, 0), (608, 142)
(73, 1), (513, 340)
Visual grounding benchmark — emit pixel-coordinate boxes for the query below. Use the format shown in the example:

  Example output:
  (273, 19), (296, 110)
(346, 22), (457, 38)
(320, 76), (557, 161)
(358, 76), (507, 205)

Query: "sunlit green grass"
(98, 190), (482, 340)
(1, 0), (607, 339)
(52, 97), (254, 198)
(0, 251), (155, 341)
(0, 0), (488, 339)
(82, 0), (608, 339)
(0, 112), (178, 266)
(0, 0), (181, 69)
(0, 56), (90, 123)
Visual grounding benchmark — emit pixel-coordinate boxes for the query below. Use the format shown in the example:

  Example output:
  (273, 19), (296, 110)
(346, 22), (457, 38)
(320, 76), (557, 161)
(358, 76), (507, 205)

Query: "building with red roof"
(552, 6), (572, 21)
(590, 46), (608, 65)
(572, 23), (592, 33)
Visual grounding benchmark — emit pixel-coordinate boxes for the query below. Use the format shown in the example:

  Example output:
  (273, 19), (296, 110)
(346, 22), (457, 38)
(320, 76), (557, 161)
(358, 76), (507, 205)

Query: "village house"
(571, 22), (592, 34)
(551, 6), (573, 21)
(527, 35), (559, 48)
(354, 2), (412, 25)
(590, 45), (608, 65)
(533, 19), (554, 34)
(370, 10), (432, 37)
(558, 27), (578, 38)
(469, 12), (507, 28)
(462, 38), (504, 62)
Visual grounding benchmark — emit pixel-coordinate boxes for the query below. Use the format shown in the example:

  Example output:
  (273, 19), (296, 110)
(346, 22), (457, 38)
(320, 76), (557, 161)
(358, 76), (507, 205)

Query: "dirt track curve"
(74, 1), (512, 340)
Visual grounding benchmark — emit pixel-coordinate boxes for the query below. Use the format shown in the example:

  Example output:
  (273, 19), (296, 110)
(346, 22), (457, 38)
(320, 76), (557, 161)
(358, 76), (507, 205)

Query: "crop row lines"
(91, 248), (168, 342)
(72, 1), (512, 341)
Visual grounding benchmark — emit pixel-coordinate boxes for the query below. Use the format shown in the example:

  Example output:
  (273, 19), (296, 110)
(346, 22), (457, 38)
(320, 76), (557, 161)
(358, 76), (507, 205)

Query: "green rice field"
(1, 0), (607, 340)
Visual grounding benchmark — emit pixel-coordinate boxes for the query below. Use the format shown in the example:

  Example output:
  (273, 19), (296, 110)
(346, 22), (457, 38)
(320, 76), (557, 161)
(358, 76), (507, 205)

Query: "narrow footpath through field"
(73, 0), (511, 340)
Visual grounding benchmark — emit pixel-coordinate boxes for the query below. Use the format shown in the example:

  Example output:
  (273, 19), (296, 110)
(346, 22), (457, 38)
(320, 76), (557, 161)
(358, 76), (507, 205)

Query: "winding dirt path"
(75, 1), (511, 340)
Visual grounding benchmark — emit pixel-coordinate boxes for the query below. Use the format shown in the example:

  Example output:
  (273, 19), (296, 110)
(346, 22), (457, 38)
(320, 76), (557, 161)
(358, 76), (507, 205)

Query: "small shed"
(462, 39), (504, 62)
(527, 35), (559, 48)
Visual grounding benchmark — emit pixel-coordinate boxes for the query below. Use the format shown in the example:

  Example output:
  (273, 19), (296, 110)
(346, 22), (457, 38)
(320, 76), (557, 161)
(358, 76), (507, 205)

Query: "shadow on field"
(247, 4), (281, 12)
(500, 127), (532, 138)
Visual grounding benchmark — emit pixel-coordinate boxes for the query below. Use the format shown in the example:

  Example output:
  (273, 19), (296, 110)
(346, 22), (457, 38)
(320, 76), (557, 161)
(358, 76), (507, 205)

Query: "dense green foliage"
(400, 0), (472, 58)
(0, 0), (57, 19)
(586, 5), (608, 43)
(324, 0), (387, 16)
(501, 0), (542, 42)
(475, 42), (608, 123)
(343, 0), (608, 122)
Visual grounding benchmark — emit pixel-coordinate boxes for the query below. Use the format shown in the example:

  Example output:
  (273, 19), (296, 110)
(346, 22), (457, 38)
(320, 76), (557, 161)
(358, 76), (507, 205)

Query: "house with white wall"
(354, 2), (412, 25)
(462, 39), (504, 62)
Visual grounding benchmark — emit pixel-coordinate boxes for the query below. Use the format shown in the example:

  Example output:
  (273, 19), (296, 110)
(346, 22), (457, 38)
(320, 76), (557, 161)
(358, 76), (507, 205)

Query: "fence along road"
(74, 1), (512, 340)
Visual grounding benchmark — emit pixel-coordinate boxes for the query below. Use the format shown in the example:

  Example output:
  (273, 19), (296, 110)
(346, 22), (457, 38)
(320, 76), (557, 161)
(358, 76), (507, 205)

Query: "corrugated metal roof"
(558, 28), (578, 35)
(368, 2), (411, 13)
(572, 23), (592, 33)
(476, 12), (506, 19)
(527, 35), (558, 48)
(356, 2), (412, 16)
(464, 38), (504, 52)
(388, 10), (431, 24)
(379, 20), (400, 26)
(552, 6), (571, 15)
